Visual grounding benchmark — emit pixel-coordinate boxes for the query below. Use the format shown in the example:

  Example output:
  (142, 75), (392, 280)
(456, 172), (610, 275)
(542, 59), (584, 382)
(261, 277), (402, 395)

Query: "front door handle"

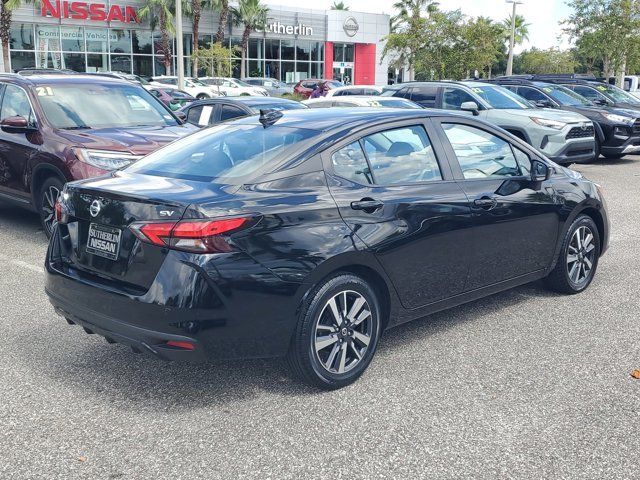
(473, 196), (498, 209)
(351, 198), (384, 213)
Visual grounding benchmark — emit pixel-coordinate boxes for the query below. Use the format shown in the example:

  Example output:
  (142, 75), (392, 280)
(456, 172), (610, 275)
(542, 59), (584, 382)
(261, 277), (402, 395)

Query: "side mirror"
(460, 101), (480, 116)
(531, 159), (551, 182)
(1, 116), (37, 133)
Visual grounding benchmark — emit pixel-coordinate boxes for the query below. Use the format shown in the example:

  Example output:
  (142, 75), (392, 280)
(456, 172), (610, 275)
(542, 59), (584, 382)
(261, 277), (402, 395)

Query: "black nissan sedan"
(45, 108), (609, 389)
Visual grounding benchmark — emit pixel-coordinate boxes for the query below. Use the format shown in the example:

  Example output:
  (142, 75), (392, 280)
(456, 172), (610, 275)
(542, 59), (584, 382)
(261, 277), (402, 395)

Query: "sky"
(264, 0), (574, 52)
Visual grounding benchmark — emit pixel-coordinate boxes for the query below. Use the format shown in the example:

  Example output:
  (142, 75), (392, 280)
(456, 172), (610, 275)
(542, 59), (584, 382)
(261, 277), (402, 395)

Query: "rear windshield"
(247, 102), (307, 113)
(126, 123), (318, 182)
(38, 83), (178, 129)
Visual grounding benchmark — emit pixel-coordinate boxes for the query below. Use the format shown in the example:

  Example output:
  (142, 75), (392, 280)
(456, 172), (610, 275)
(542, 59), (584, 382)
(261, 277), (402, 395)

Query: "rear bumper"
(45, 232), (304, 361)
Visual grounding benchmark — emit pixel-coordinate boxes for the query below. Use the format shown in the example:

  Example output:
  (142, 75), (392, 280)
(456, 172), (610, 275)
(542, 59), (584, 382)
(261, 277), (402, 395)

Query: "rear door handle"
(473, 196), (498, 209)
(351, 198), (384, 212)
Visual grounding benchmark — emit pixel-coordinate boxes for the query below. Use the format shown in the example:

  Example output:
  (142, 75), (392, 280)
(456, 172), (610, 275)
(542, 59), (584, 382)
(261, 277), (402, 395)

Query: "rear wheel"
(196, 93), (209, 99)
(38, 176), (64, 238)
(545, 215), (600, 294)
(286, 274), (382, 389)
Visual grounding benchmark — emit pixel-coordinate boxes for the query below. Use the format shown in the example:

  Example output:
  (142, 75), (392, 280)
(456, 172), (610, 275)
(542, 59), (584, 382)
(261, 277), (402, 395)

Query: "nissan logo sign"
(89, 200), (102, 217)
(343, 16), (359, 37)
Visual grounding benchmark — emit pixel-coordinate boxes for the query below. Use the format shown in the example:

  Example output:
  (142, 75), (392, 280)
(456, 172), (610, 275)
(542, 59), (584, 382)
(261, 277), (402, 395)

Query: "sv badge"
(159, 210), (175, 217)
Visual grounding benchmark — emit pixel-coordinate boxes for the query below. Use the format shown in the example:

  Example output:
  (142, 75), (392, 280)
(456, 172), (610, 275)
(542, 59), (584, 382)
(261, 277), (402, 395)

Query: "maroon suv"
(0, 74), (197, 236)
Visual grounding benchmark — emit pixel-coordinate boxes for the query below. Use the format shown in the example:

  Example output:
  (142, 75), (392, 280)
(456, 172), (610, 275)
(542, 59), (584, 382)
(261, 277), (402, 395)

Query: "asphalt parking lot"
(1, 157), (639, 479)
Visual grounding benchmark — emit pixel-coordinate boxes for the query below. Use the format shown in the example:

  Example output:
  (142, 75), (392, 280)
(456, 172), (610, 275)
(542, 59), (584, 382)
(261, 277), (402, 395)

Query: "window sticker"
(596, 85), (607, 91)
(542, 87), (553, 93)
(198, 105), (214, 126)
(471, 87), (483, 93)
(126, 95), (150, 111)
(36, 86), (54, 96)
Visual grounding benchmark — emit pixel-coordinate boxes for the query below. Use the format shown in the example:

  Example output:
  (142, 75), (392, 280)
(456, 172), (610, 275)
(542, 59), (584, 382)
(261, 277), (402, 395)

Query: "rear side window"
(220, 105), (246, 121)
(0, 84), (34, 124)
(442, 123), (521, 179)
(126, 124), (318, 183)
(409, 86), (437, 106)
(331, 142), (373, 184)
(187, 105), (214, 126)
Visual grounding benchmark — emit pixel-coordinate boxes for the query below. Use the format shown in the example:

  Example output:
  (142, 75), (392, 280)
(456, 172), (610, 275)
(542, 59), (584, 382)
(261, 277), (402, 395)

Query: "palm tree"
(503, 13), (530, 46)
(391, 0), (438, 32)
(331, 1), (349, 10)
(213, 0), (230, 44)
(139, 0), (177, 75)
(190, 0), (213, 74)
(0, 0), (31, 72)
(231, 0), (268, 79)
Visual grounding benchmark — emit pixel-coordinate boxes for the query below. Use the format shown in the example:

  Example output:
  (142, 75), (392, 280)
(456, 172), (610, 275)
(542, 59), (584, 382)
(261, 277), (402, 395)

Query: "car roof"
(0, 73), (131, 86)
(232, 107), (434, 132)
(185, 96), (298, 107)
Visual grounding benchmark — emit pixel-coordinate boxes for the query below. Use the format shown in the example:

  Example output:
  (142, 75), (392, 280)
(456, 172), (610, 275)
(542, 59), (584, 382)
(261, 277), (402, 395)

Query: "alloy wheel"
(566, 225), (596, 286)
(314, 290), (373, 375)
(41, 185), (60, 236)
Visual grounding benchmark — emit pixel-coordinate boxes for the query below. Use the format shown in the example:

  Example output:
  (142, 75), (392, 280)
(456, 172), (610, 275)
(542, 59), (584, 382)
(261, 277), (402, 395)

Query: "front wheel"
(38, 176), (64, 238)
(286, 274), (382, 389)
(545, 215), (600, 294)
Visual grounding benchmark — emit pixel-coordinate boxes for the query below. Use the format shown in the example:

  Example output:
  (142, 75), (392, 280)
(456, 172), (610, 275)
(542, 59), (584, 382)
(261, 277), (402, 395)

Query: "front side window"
(1, 84), (35, 124)
(442, 123), (521, 179)
(517, 86), (548, 103)
(220, 105), (246, 121)
(471, 86), (530, 109)
(362, 125), (442, 184)
(37, 83), (178, 129)
(542, 85), (592, 106)
(442, 87), (477, 110)
(572, 86), (605, 103)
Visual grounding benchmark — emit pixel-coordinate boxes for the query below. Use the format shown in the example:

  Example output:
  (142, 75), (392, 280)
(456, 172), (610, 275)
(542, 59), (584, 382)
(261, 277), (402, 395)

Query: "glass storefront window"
(10, 51), (35, 72)
(36, 25), (61, 53)
(183, 34), (192, 56)
(154, 56), (173, 76)
(11, 24), (34, 50)
(152, 33), (172, 57)
(86, 28), (111, 53)
(197, 34), (212, 50)
(60, 26), (84, 52)
(110, 30), (131, 54)
(231, 59), (240, 78)
(265, 39), (279, 59)
(133, 55), (153, 77)
(87, 53), (108, 72)
(230, 37), (242, 57)
(111, 55), (132, 73)
(62, 52), (85, 71)
(248, 38), (263, 59)
(248, 59), (263, 77)
(265, 60), (280, 80)
(133, 31), (152, 54)
(345, 43), (354, 63)
(281, 61), (295, 83)
(295, 61), (309, 79)
(36, 51), (62, 69)
(281, 40), (294, 61)
(311, 42), (323, 62)
(310, 62), (323, 79)
(296, 41), (311, 61)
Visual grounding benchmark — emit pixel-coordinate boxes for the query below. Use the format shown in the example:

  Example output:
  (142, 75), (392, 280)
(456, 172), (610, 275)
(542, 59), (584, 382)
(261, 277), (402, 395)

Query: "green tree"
(330, 1), (349, 10)
(231, 0), (268, 78)
(464, 16), (505, 78)
(515, 47), (578, 74)
(1, 0), (31, 72)
(139, 0), (190, 75)
(213, 0), (230, 44)
(502, 13), (530, 46)
(191, 42), (234, 78)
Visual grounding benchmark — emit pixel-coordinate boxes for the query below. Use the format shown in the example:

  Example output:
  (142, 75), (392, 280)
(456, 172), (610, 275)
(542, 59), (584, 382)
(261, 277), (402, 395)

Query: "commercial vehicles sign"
(40, 0), (140, 23)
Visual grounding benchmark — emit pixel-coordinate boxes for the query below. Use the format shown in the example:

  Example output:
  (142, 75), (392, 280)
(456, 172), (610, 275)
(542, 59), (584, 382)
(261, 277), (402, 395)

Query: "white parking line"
(0, 253), (44, 274)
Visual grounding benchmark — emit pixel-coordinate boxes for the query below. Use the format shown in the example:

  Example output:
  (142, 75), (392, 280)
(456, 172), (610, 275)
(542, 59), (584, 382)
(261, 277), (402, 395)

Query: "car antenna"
(259, 109), (283, 128)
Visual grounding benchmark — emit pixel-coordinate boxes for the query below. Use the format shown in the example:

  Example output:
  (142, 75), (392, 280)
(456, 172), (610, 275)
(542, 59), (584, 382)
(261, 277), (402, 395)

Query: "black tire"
(37, 176), (64, 239)
(286, 273), (383, 390)
(545, 215), (601, 294)
(196, 93), (209, 99)
(593, 137), (601, 161)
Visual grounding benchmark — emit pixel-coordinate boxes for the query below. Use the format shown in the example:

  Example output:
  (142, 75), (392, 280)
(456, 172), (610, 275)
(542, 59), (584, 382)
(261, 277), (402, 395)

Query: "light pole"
(175, 0), (185, 90)
(505, 0), (523, 76)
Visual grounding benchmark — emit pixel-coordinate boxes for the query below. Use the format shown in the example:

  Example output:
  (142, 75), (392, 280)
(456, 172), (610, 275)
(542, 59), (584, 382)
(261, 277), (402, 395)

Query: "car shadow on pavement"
(31, 280), (561, 406)
(0, 204), (44, 234)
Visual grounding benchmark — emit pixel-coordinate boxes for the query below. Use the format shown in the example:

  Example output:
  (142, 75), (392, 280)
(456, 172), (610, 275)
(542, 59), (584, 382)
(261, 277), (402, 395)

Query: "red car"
(0, 74), (197, 236)
(294, 79), (343, 98)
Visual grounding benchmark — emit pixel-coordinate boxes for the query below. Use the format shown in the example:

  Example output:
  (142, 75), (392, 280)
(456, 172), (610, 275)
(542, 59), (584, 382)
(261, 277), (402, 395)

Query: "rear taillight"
(130, 217), (251, 253)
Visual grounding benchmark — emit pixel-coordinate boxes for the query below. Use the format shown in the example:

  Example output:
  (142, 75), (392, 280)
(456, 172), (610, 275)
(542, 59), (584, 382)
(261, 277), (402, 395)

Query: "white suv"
(150, 76), (221, 99)
(198, 77), (268, 97)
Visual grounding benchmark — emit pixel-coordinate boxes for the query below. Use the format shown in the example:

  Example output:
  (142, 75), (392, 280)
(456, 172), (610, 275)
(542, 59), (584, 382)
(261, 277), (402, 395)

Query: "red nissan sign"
(41, 0), (139, 23)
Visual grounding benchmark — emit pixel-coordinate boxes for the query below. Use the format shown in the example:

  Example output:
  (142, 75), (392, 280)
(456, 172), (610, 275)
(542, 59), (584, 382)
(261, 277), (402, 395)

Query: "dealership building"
(6, 1), (390, 84)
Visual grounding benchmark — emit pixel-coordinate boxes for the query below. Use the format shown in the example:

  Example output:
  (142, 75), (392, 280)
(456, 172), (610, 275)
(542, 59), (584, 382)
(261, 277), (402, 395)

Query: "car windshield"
(471, 86), (531, 109)
(126, 123), (318, 183)
(596, 83), (640, 104)
(234, 79), (252, 87)
(542, 85), (593, 106)
(188, 78), (207, 86)
(247, 102), (307, 113)
(38, 83), (179, 129)
(170, 90), (193, 99)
